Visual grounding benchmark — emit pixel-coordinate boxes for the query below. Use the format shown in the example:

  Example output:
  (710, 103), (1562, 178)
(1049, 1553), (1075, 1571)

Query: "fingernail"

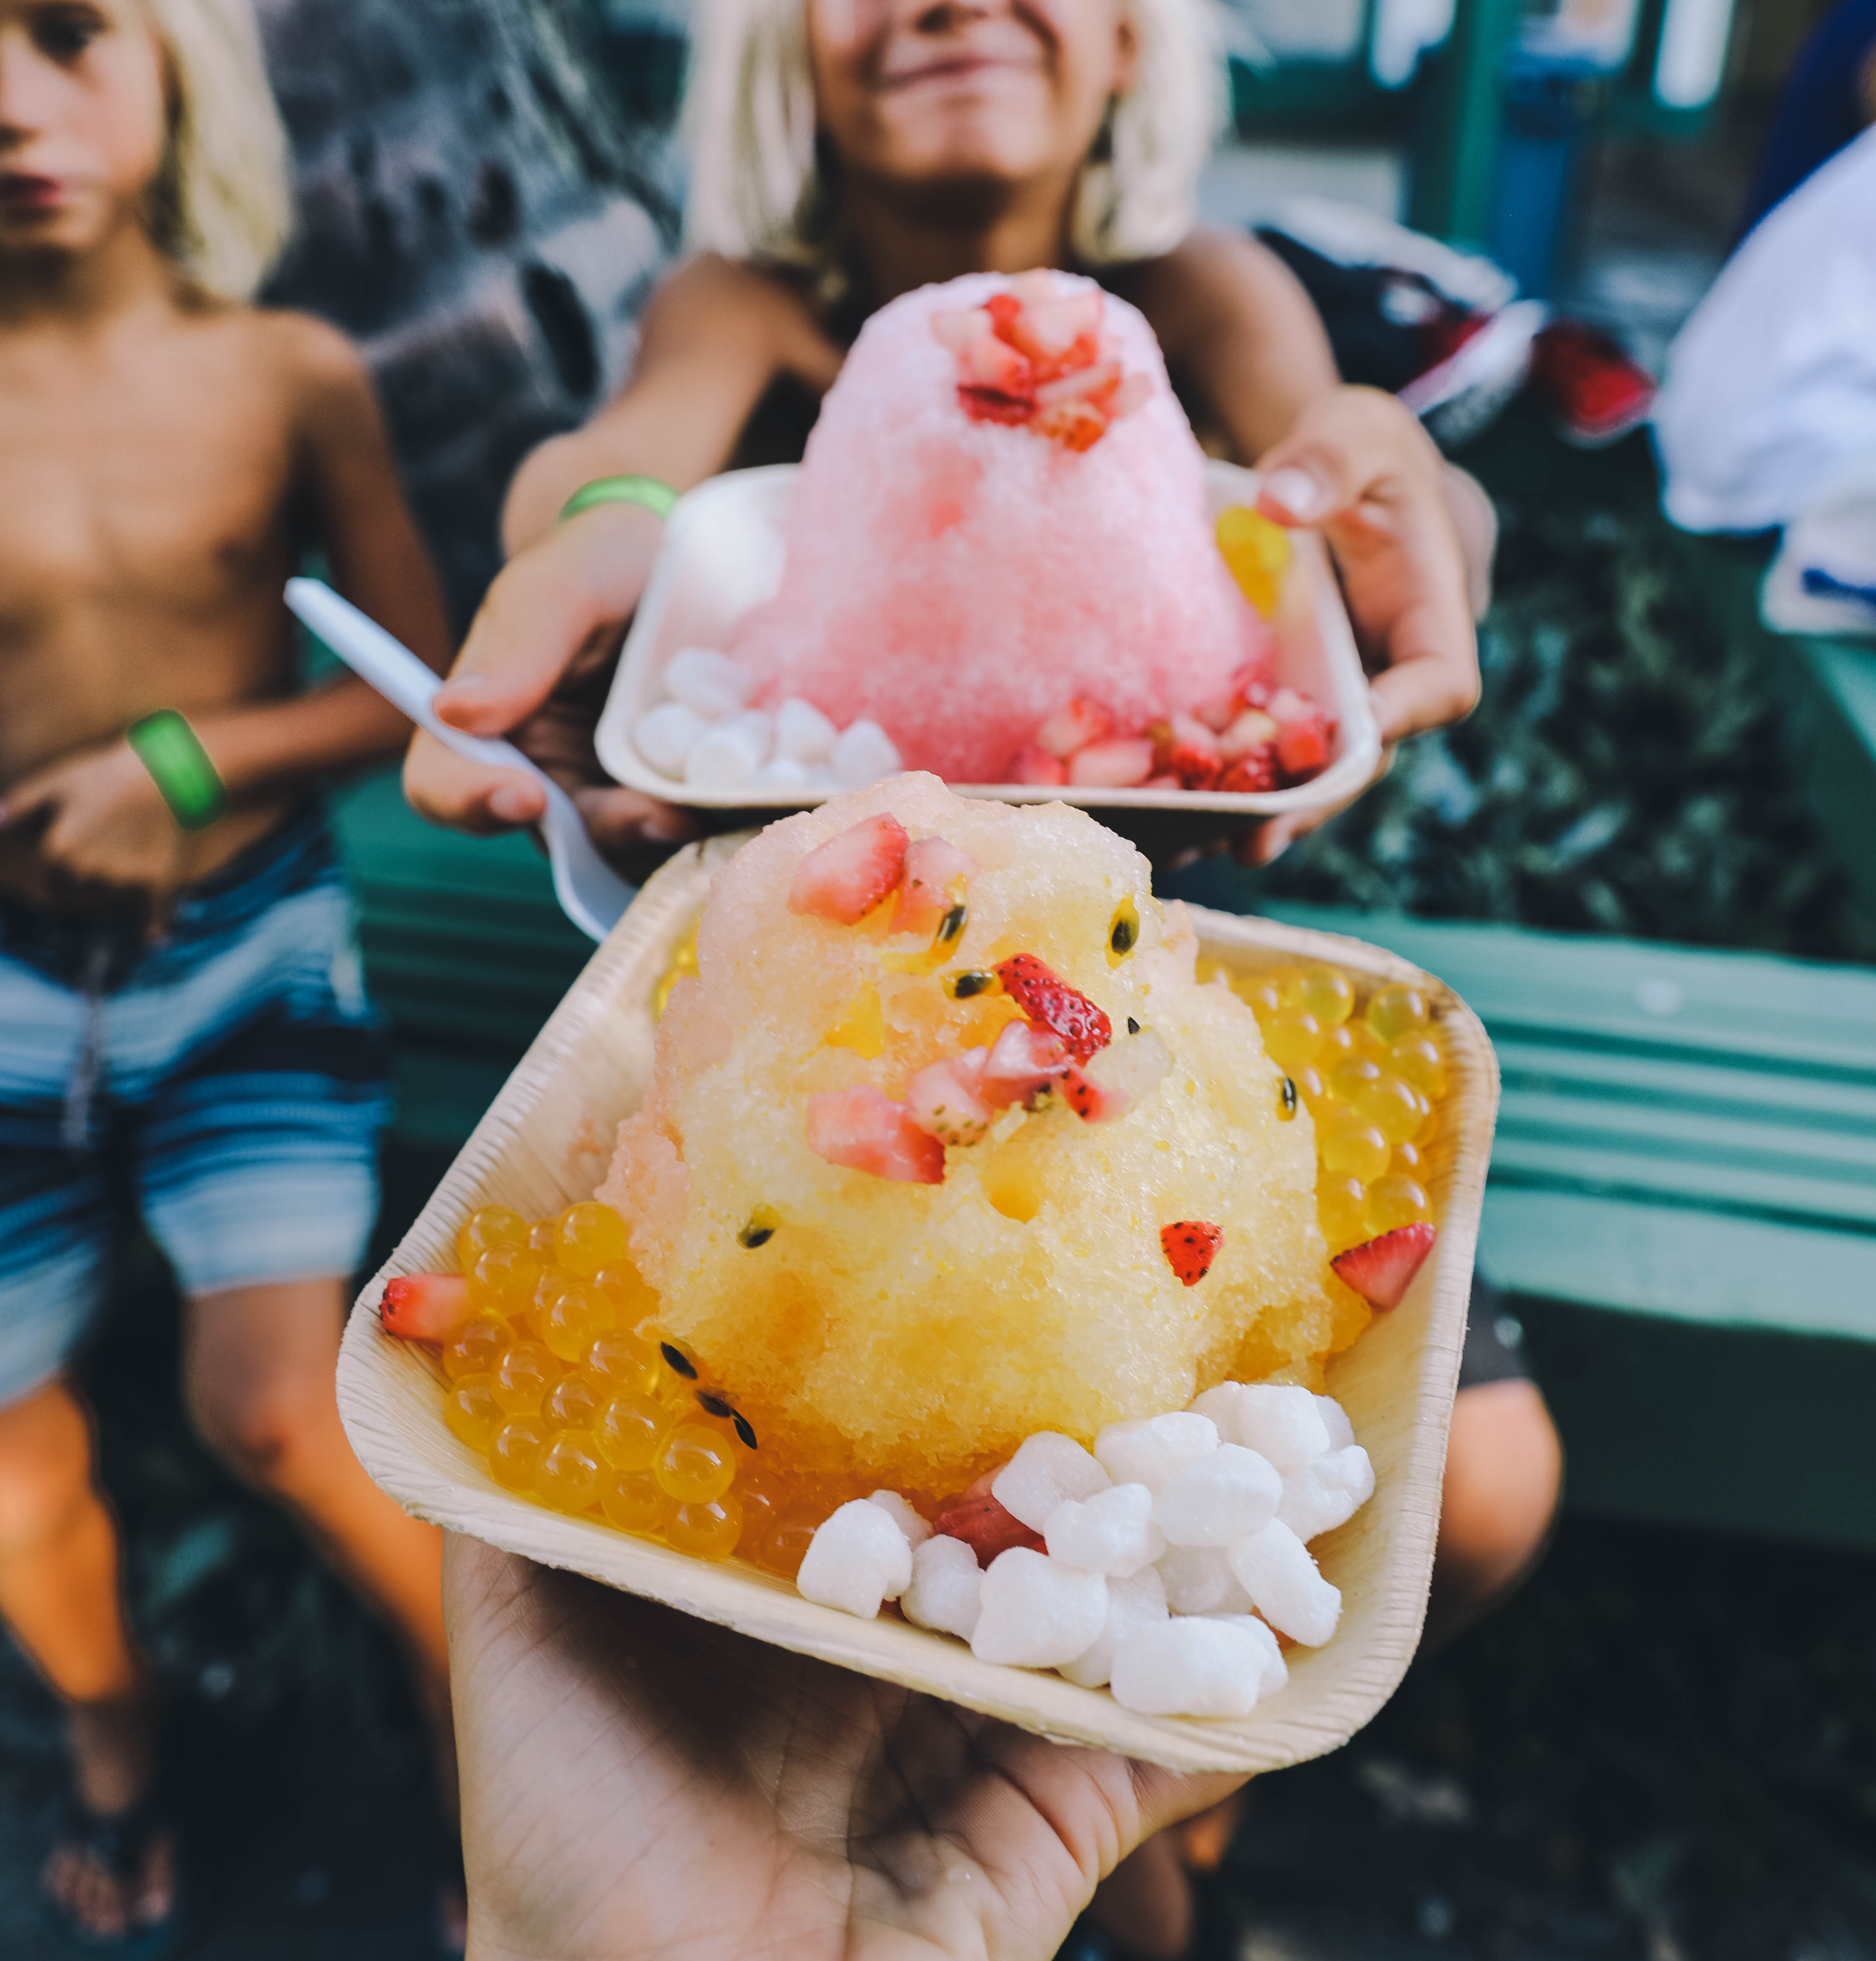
(1262, 468), (1325, 521)
(488, 783), (538, 822)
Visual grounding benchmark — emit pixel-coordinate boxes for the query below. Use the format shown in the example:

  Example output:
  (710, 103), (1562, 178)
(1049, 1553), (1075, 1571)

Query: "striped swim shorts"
(0, 810), (393, 1406)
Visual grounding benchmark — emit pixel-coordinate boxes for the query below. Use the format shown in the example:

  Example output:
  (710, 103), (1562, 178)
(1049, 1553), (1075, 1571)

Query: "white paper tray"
(337, 840), (1495, 1776)
(595, 462), (1381, 817)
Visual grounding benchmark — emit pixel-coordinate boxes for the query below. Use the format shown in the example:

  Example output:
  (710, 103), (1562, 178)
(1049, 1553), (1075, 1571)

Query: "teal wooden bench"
(1678, 532), (1876, 915)
(1250, 900), (1876, 1552)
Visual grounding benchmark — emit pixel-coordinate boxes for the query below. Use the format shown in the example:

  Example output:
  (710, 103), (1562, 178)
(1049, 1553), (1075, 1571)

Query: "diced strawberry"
(1230, 665), (1273, 711)
(788, 814), (909, 924)
(1147, 712), (1223, 790)
(1008, 289), (1103, 361)
(930, 306), (993, 352)
(1009, 742), (1067, 786)
(380, 1273), (472, 1342)
(995, 953), (1113, 1061)
(905, 1053), (994, 1147)
(1037, 697), (1116, 759)
(1219, 749), (1279, 793)
(1060, 1065), (1130, 1122)
(1219, 707), (1280, 758)
(1195, 692), (1242, 733)
(1160, 1221), (1224, 1286)
(1266, 687), (1315, 725)
(984, 291), (1026, 341)
(1006, 270), (1061, 308)
(1143, 772), (1182, 790)
(893, 835), (978, 935)
(1331, 1222), (1437, 1310)
(1067, 736), (1156, 788)
(806, 1085), (946, 1184)
(959, 330), (1033, 394)
(1276, 717), (1331, 779)
(1034, 359), (1120, 407)
(980, 1019), (1071, 1108)
(1108, 372), (1153, 419)
(1032, 398), (1108, 451)
(934, 1492), (1045, 1565)
(959, 386), (1037, 426)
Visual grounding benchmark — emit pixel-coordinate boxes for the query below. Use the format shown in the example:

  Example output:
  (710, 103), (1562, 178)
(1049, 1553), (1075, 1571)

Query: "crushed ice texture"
(970, 1548), (1109, 1668)
(901, 1535), (984, 1639)
(1094, 1412), (1218, 1494)
(1044, 1483), (1164, 1577)
(1229, 1519), (1342, 1645)
(993, 1432), (1111, 1532)
(1110, 1616), (1269, 1718)
(797, 1499), (915, 1619)
(1153, 1443), (1282, 1547)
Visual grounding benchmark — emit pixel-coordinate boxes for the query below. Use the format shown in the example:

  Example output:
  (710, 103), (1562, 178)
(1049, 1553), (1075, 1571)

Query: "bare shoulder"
(249, 306), (374, 398)
(641, 253), (838, 382)
(1118, 228), (1321, 355)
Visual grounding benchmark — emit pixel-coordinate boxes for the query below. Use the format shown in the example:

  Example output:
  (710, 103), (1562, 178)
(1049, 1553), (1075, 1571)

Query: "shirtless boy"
(0, 0), (455, 1943)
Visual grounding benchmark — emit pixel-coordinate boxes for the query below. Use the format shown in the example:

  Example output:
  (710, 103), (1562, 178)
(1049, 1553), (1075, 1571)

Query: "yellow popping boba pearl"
(583, 1328), (660, 1399)
(468, 1242), (545, 1321)
(442, 1316), (509, 1382)
(527, 1217), (560, 1254)
(1367, 1174), (1434, 1234)
(1392, 1140), (1424, 1174)
(591, 1260), (659, 1327)
(1328, 1055), (1384, 1104)
(456, 1204), (528, 1278)
(1262, 1010), (1323, 1073)
(556, 1201), (630, 1279)
(443, 1375), (502, 1452)
(542, 1372), (601, 1432)
(1289, 966), (1355, 1026)
(1318, 1174), (1368, 1248)
(594, 1389), (670, 1472)
(490, 1339), (556, 1415)
(1389, 1032), (1447, 1097)
(667, 1496), (744, 1561)
(1293, 1064), (1332, 1114)
(1354, 1072), (1430, 1145)
(1366, 983), (1430, 1045)
(537, 1279), (615, 1364)
(533, 1429), (604, 1512)
(488, 1414), (548, 1491)
(1319, 1116), (1392, 1184)
(653, 1422), (737, 1504)
(1235, 973), (1284, 1018)
(600, 1468), (671, 1535)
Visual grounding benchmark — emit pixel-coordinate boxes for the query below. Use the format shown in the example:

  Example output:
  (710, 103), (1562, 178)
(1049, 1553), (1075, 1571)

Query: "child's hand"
(403, 504), (698, 879)
(0, 741), (198, 928)
(1236, 385), (1485, 865)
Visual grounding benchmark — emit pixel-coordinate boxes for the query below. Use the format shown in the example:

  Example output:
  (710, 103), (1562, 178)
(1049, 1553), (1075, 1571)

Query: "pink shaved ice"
(730, 272), (1273, 784)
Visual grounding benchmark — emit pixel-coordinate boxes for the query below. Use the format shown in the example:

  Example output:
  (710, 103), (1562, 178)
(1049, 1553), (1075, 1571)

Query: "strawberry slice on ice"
(807, 1085), (946, 1184)
(788, 814), (910, 924)
(1331, 1222), (1437, 1310)
(1010, 742), (1067, 786)
(905, 1052), (994, 1147)
(380, 1273), (472, 1342)
(996, 953), (1112, 1061)
(934, 1491), (1046, 1565)
(980, 1019), (1072, 1109)
(1060, 1066), (1130, 1122)
(893, 835), (978, 936)
(1160, 1221), (1223, 1286)
(1036, 697), (1116, 760)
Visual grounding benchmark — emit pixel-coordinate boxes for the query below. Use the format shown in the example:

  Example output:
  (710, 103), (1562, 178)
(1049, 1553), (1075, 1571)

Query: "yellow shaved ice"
(598, 774), (1349, 1503)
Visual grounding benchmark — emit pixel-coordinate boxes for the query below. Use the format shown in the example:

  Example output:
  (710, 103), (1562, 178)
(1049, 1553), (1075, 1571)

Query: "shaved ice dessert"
(596, 774), (1367, 1504)
(726, 273), (1282, 785)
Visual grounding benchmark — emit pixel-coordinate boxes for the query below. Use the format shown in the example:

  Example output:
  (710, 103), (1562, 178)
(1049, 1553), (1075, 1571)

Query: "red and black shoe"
(1528, 319), (1657, 447)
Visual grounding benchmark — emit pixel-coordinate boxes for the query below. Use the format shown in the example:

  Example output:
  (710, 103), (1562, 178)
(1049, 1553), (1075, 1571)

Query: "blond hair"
(144, 0), (293, 301)
(683, 0), (1226, 282)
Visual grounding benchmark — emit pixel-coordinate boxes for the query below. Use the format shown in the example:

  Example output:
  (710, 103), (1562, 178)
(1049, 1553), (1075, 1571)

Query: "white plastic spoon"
(285, 577), (634, 941)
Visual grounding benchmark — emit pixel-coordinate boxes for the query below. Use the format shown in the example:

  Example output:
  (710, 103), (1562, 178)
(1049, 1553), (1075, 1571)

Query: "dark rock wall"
(256, 0), (679, 629)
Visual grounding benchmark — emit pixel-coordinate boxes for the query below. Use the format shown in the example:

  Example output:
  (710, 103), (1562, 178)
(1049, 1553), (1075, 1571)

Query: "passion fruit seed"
(732, 1411), (759, 1450)
(1279, 1075), (1298, 1119)
(696, 1390), (732, 1418)
(935, 903), (967, 950)
(1108, 897), (1139, 964)
(1127, 1017), (1141, 1035)
(660, 1342), (698, 1380)
(943, 968), (1000, 999)
(738, 1205), (780, 1249)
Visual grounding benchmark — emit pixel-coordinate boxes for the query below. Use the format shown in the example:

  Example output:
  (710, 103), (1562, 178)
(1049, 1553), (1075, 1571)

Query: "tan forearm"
(191, 676), (412, 802)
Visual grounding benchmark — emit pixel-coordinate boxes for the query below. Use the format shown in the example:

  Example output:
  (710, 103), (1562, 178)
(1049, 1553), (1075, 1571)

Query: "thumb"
(1254, 385), (1420, 529)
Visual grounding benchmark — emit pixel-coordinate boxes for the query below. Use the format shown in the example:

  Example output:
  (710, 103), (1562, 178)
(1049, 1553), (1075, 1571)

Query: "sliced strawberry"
(1331, 1222), (1437, 1310)
(1010, 742), (1067, 786)
(1160, 1221), (1224, 1286)
(995, 953), (1113, 1061)
(1008, 289), (1102, 362)
(980, 1019), (1071, 1108)
(1060, 1065), (1131, 1122)
(1032, 398), (1108, 451)
(930, 306), (993, 352)
(1067, 736), (1156, 788)
(905, 1053), (994, 1147)
(380, 1273), (472, 1342)
(1034, 359), (1120, 408)
(1219, 707), (1280, 759)
(1219, 749), (1279, 793)
(934, 1491), (1045, 1565)
(1195, 691), (1242, 733)
(958, 327), (1034, 398)
(959, 386), (1037, 426)
(788, 814), (909, 925)
(984, 291), (1026, 341)
(1037, 697), (1116, 759)
(807, 1085), (946, 1184)
(893, 835), (978, 935)
(1276, 717), (1331, 779)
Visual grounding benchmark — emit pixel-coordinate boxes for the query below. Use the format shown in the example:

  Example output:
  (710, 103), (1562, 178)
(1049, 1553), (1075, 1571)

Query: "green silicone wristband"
(126, 710), (229, 831)
(558, 475), (679, 525)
